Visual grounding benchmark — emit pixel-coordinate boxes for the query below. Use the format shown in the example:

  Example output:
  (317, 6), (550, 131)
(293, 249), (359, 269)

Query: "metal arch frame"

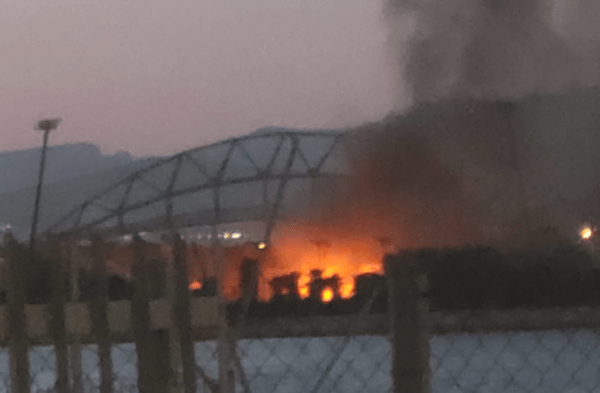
(44, 130), (358, 239)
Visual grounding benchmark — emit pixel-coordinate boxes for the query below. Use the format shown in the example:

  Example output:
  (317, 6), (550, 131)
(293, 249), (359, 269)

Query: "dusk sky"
(0, 0), (406, 157)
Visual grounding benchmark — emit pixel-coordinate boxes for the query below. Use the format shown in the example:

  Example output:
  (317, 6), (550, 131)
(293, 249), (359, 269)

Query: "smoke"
(270, 0), (600, 257)
(303, 122), (494, 250)
(386, 0), (600, 102)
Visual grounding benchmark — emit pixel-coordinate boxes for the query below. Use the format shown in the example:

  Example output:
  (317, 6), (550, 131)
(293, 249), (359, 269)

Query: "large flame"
(257, 221), (387, 301)
(98, 220), (390, 303)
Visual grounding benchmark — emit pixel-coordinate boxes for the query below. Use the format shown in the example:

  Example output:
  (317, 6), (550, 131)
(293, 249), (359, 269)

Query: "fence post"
(385, 252), (430, 393)
(172, 234), (197, 393)
(67, 239), (85, 393)
(45, 235), (69, 393)
(90, 235), (114, 393)
(132, 235), (171, 393)
(4, 234), (30, 393)
(215, 243), (235, 393)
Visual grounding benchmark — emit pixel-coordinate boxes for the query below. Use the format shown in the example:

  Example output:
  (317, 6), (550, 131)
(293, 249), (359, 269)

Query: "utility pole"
(29, 118), (61, 255)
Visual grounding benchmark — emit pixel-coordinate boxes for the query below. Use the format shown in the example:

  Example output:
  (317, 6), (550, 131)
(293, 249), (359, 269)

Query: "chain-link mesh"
(192, 335), (392, 393)
(0, 348), (9, 393)
(430, 328), (600, 393)
(0, 344), (139, 393)
(79, 344), (100, 393)
(10, 327), (600, 393)
(29, 346), (56, 392)
(112, 344), (138, 393)
(194, 340), (219, 392)
(238, 336), (391, 393)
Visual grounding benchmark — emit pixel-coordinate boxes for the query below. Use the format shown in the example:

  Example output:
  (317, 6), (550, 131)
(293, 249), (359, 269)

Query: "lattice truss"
(46, 131), (354, 237)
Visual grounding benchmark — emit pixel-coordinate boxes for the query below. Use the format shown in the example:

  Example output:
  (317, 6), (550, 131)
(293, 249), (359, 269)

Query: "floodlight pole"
(29, 118), (60, 255)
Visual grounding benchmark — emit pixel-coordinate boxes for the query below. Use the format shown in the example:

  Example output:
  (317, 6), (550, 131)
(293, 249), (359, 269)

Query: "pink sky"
(0, 0), (406, 157)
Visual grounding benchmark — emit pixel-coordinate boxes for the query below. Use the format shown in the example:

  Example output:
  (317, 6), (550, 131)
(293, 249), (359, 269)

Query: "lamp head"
(36, 118), (61, 132)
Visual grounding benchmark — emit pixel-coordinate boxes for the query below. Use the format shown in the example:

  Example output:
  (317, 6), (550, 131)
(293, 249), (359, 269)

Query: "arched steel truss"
(45, 130), (357, 239)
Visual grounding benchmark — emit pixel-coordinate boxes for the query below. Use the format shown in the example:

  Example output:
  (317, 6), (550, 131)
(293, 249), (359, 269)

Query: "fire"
(299, 286), (309, 298)
(321, 288), (334, 303)
(298, 275), (310, 298)
(580, 225), (594, 240)
(258, 221), (386, 301)
(189, 280), (202, 291)
(97, 221), (389, 304)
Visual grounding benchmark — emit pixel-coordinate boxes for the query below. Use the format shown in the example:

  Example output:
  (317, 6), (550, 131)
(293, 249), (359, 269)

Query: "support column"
(46, 236), (69, 393)
(132, 235), (171, 393)
(5, 234), (30, 393)
(385, 252), (430, 393)
(90, 236), (113, 393)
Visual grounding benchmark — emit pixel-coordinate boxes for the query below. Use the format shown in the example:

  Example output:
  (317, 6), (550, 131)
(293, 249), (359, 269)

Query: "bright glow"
(321, 288), (334, 303)
(189, 281), (202, 290)
(256, 222), (387, 301)
(232, 232), (242, 239)
(223, 232), (230, 239)
(298, 275), (310, 299)
(341, 282), (354, 298)
(257, 242), (267, 250)
(299, 286), (309, 298)
(581, 226), (594, 240)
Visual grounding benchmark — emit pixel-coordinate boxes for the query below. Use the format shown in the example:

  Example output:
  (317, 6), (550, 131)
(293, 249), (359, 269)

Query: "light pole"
(29, 118), (61, 254)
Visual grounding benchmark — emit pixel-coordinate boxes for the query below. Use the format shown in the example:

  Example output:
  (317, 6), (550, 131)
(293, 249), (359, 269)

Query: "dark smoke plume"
(386, 0), (600, 102)
(299, 0), (600, 252)
(324, 0), (600, 249)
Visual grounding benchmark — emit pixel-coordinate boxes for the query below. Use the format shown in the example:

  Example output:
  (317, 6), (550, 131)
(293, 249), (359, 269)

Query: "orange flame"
(321, 288), (334, 303)
(258, 221), (386, 301)
(189, 280), (202, 291)
(98, 221), (389, 304)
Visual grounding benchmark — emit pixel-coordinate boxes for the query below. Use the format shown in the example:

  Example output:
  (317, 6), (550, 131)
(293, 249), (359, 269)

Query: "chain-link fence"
(430, 329), (600, 393)
(193, 336), (392, 393)
(4, 233), (600, 393)
(0, 349), (9, 392)
(15, 328), (600, 393)
(10, 337), (392, 393)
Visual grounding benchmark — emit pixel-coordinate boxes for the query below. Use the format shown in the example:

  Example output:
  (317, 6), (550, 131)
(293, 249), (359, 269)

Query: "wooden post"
(132, 235), (171, 393)
(4, 234), (31, 393)
(164, 237), (183, 393)
(240, 258), (259, 314)
(90, 236), (114, 393)
(67, 240), (84, 393)
(214, 235), (235, 393)
(172, 234), (197, 393)
(385, 252), (430, 393)
(46, 236), (69, 393)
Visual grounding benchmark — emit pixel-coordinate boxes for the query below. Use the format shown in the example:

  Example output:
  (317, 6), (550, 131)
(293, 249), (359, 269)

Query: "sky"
(0, 0), (404, 157)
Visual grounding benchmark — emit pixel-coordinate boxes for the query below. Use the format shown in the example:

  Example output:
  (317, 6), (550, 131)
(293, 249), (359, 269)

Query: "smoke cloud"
(386, 0), (600, 102)
(316, 0), (600, 249)
(273, 0), (600, 254)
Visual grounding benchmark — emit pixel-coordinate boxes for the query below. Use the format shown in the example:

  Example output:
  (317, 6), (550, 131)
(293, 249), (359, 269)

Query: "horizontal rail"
(3, 301), (599, 346)
(0, 297), (218, 346)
